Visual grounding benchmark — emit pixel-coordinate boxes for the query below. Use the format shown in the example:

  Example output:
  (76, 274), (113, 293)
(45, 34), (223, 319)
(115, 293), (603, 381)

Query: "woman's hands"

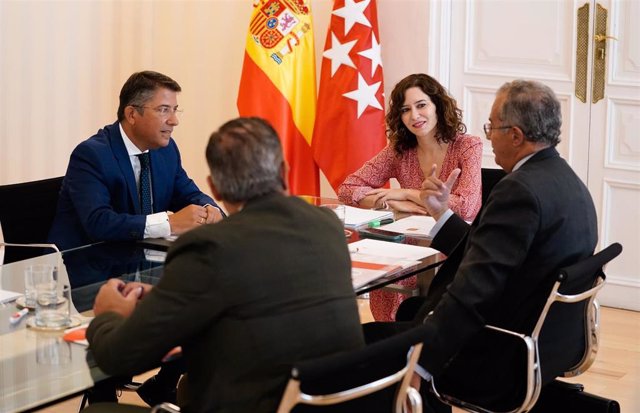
(364, 188), (428, 214)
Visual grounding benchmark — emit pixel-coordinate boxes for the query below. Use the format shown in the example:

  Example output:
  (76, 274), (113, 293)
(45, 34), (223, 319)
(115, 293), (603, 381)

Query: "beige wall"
(0, 0), (431, 198)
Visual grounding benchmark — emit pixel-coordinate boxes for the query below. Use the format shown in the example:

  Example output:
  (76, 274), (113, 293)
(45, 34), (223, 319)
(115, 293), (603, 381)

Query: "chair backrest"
(0, 221), (4, 264)
(0, 176), (64, 263)
(276, 324), (427, 413)
(430, 242), (623, 413)
(539, 243), (623, 379)
(481, 168), (507, 206)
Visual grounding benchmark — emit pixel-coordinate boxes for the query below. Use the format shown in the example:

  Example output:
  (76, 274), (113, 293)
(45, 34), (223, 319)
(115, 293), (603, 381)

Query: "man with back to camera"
(365, 80), (598, 412)
(48, 70), (224, 405)
(48, 70), (223, 252)
(83, 117), (365, 413)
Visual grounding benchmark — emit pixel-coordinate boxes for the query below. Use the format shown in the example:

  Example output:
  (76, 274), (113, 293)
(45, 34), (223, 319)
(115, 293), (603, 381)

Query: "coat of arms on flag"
(248, 0), (312, 65)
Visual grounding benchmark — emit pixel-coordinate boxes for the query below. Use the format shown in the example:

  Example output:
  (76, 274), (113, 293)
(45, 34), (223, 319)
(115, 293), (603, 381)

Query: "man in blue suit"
(49, 71), (223, 251)
(49, 71), (222, 406)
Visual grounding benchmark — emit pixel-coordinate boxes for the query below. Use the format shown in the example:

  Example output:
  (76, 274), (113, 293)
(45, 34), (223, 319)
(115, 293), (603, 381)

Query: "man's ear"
(511, 126), (526, 147)
(280, 161), (289, 194)
(207, 176), (221, 200)
(123, 106), (137, 125)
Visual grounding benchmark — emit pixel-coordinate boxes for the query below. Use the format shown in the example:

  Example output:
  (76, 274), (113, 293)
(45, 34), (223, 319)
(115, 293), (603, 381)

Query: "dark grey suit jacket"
(369, 147), (598, 410)
(87, 193), (364, 413)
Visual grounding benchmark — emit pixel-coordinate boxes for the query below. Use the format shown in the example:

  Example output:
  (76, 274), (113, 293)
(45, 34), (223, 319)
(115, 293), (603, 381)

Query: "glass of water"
(35, 277), (70, 329)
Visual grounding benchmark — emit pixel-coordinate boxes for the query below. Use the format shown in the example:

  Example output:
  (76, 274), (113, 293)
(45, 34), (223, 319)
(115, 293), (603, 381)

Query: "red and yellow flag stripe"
(237, 0), (318, 196)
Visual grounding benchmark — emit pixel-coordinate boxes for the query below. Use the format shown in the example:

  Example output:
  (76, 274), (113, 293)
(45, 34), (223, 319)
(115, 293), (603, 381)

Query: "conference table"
(0, 227), (444, 412)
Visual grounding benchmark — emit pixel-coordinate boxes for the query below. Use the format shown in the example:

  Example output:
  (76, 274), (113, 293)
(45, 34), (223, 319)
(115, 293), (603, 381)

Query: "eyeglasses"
(131, 105), (183, 118)
(483, 122), (512, 137)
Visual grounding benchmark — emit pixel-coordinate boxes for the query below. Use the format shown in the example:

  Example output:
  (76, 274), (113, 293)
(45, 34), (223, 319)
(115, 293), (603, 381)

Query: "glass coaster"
(26, 315), (82, 332)
(16, 296), (66, 310)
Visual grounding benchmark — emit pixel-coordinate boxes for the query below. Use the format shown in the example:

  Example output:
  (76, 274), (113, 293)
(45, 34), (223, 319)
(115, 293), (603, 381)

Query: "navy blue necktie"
(137, 153), (152, 215)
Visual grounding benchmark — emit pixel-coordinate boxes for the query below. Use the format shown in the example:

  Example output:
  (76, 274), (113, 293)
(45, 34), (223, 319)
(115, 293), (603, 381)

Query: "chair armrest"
(151, 402), (180, 413)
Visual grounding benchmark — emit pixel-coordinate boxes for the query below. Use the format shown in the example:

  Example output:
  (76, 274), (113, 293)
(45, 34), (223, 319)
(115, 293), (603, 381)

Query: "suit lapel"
(109, 123), (141, 214)
(149, 150), (168, 212)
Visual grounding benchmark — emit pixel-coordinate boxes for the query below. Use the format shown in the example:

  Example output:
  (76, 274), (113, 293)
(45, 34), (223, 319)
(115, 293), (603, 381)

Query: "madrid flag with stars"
(238, 0), (319, 196)
(312, 0), (386, 191)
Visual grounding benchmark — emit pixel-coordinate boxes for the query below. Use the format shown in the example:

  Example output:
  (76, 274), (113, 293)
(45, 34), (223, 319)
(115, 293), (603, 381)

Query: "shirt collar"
(512, 152), (536, 171)
(119, 123), (148, 156)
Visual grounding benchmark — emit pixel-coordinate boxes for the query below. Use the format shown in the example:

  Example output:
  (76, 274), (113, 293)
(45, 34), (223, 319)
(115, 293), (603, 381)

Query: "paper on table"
(144, 249), (167, 263)
(351, 256), (419, 289)
(0, 289), (22, 304)
(63, 323), (90, 346)
(343, 205), (394, 228)
(379, 215), (438, 238)
(349, 239), (438, 289)
(350, 238), (438, 261)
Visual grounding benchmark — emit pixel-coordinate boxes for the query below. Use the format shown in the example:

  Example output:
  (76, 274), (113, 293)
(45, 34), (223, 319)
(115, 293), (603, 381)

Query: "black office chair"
(0, 176), (64, 263)
(430, 243), (623, 413)
(277, 325), (425, 413)
(480, 168), (506, 206)
(82, 324), (425, 413)
(81, 402), (180, 412)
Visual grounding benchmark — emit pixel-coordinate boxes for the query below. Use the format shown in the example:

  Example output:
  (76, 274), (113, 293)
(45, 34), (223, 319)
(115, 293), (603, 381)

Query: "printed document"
(379, 215), (438, 238)
(350, 239), (438, 289)
(344, 205), (394, 228)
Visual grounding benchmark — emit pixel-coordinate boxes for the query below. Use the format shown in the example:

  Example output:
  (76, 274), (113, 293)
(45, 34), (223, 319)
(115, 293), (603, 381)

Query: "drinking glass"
(24, 264), (56, 308)
(35, 279), (70, 329)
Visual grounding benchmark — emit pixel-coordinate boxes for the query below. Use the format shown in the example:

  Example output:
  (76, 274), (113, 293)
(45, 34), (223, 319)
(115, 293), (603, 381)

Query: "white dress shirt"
(119, 124), (171, 238)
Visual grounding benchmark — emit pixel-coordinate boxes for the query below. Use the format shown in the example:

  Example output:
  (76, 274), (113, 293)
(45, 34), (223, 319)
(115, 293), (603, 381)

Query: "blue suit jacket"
(49, 121), (216, 250)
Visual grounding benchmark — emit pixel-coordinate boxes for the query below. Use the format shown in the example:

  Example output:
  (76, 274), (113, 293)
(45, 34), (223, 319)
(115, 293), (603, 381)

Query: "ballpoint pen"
(9, 308), (29, 325)
(368, 218), (395, 228)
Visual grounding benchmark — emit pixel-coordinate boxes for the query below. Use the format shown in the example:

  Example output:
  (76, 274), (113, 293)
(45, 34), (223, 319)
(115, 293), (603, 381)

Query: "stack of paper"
(344, 205), (394, 228)
(379, 215), (437, 238)
(0, 289), (21, 304)
(349, 238), (438, 289)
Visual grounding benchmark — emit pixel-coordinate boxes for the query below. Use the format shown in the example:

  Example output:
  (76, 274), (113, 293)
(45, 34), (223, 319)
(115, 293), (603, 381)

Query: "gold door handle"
(594, 34), (617, 42)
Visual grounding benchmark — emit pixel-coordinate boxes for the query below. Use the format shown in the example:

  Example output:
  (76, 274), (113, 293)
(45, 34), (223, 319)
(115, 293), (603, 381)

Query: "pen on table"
(368, 218), (395, 228)
(9, 308), (29, 325)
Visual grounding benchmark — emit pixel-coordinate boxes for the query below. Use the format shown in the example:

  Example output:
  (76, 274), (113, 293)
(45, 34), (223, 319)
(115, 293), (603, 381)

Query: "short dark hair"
(386, 73), (466, 155)
(117, 71), (181, 121)
(497, 80), (561, 147)
(206, 117), (285, 203)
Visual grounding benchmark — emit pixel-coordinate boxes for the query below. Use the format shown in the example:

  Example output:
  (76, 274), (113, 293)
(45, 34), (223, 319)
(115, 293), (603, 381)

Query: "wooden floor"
(37, 301), (639, 412)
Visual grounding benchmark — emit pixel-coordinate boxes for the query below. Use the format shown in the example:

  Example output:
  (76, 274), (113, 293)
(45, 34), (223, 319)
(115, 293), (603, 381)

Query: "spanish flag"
(237, 0), (319, 196)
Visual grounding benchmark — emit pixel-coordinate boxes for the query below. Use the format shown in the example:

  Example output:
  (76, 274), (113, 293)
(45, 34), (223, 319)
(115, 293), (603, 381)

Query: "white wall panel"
(462, 85), (496, 166)
(610, 0), (640, 85)
(599, 178), (640, 310)
(466, 0), (574, 80)
(554, 92), (572, 163)
(606, 98), (640, 171)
